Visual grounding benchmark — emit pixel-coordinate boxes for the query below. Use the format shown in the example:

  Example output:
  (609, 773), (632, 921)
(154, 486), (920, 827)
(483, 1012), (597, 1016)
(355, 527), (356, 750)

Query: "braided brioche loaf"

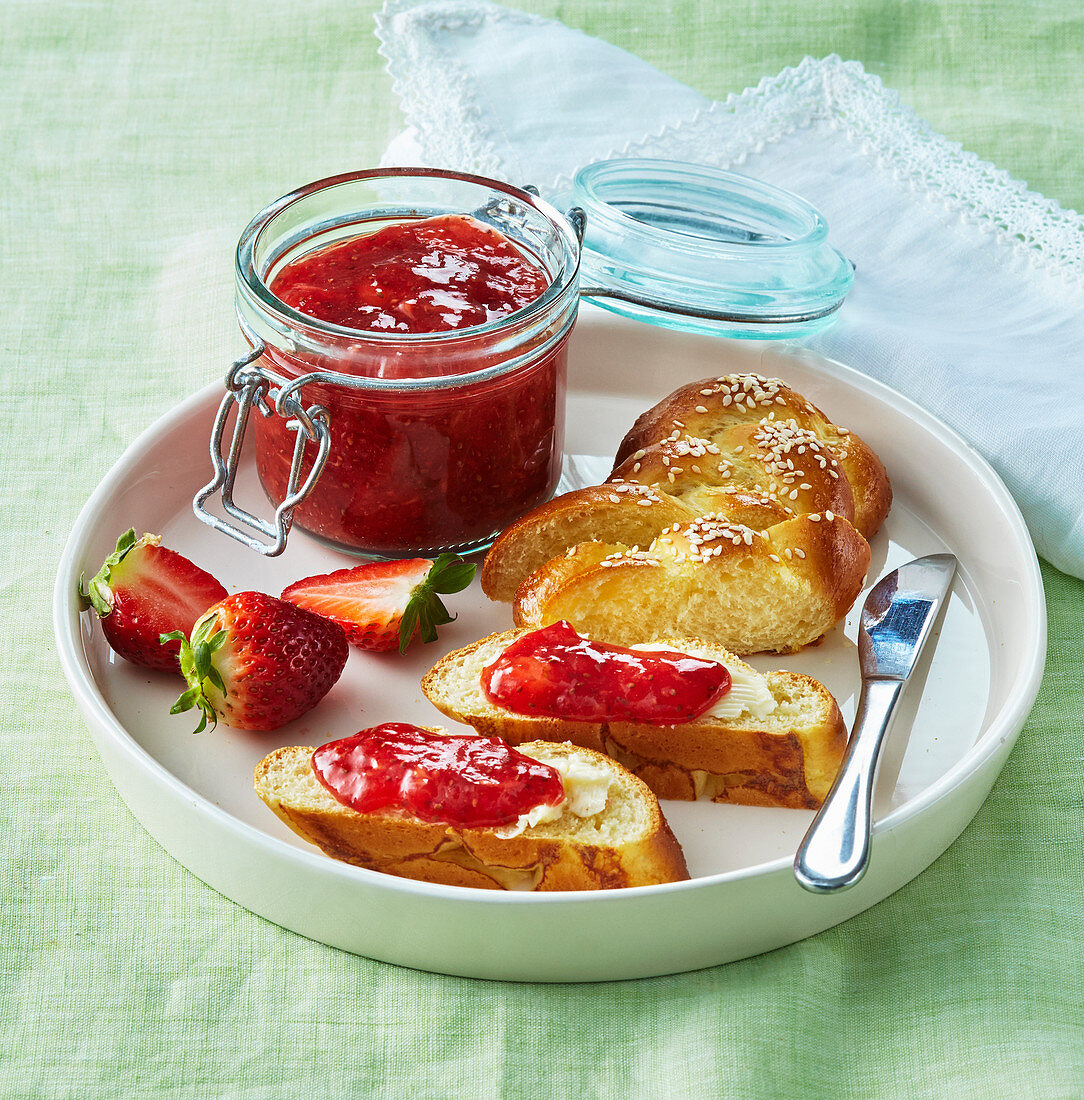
(481, 373), (891, 655)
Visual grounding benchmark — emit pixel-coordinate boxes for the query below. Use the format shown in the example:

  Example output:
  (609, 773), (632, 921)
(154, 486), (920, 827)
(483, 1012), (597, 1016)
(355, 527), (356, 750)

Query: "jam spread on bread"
(270, 214), (549, 334)
(311, 723), (565, 827)
(480, 621), (731, 725)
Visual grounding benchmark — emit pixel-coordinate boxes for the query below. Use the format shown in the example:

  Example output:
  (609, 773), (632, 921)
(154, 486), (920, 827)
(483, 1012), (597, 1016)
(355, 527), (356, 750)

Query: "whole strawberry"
(79, 529), (227, 671)
(281, 553), (476, 654)
(164, 591), (348, 732)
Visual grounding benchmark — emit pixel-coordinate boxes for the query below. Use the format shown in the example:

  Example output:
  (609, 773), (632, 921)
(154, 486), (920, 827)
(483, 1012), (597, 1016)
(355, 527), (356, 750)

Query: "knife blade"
(793, 553), (957, 893)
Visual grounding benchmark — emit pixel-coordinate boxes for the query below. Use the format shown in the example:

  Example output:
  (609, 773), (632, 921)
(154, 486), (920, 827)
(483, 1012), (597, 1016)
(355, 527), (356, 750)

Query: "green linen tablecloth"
(4, 2), (1081, 1096)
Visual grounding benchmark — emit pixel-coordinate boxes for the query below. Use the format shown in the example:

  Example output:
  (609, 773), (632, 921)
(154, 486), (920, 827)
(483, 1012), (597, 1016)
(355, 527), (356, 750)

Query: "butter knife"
(793, 553), (957, 893)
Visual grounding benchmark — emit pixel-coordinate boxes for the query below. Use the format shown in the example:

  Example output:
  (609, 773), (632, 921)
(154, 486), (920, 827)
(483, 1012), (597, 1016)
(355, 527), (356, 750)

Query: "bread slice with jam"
(421, 630), (848, 810)
(255, 735), (689, 891)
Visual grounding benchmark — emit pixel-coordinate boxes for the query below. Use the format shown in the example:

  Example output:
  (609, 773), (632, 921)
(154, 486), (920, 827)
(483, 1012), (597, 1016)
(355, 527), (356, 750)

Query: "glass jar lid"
(563, 159), (853, 339)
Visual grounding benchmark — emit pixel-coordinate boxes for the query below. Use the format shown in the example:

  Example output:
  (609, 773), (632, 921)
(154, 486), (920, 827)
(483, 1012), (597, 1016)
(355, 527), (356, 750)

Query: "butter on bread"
(422, 629), (849, 810)
(481, 371), (890, 604)
(512, 511), (870, 656)
(254, 737), (689, 891)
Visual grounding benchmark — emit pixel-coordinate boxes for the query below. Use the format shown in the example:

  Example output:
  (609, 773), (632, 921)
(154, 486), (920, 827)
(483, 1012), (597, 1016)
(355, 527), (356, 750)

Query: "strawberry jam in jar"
(233, 169), (580, 557)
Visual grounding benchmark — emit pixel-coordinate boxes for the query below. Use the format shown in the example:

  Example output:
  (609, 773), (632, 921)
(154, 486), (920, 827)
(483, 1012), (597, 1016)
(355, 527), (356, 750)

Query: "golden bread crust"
(612, 374), (890, 538)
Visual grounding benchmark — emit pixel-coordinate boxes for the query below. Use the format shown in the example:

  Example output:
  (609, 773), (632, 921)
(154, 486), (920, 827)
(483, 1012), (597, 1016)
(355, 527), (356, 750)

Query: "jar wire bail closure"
(193, 345), (332, 557)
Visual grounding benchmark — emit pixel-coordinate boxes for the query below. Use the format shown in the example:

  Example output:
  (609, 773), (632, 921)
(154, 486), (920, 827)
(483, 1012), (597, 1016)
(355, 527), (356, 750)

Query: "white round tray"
(54, 311), (1045, 981)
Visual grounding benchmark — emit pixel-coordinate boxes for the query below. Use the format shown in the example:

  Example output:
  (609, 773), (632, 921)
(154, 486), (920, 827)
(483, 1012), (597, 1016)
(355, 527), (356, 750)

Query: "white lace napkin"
(376, 0), (1084, 579)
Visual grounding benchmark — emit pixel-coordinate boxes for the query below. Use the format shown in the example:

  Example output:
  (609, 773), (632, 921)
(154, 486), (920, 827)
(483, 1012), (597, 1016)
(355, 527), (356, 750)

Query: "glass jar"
(218, 168), (580, 558)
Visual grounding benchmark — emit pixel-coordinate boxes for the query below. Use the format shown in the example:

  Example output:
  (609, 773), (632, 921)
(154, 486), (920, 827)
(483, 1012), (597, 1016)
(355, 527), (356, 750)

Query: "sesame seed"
(794, 548), (806, 559)
(695, 405), (708, 413)
(825, 510), (834, 521)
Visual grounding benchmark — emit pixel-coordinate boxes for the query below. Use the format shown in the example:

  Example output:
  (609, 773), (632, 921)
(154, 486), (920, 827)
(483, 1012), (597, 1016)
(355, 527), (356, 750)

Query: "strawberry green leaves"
(162, 618), (230, 734)
(396, 553), (476, 654)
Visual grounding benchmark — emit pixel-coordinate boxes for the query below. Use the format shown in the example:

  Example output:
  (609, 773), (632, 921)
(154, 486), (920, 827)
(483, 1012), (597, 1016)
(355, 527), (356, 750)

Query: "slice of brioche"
(512, 512), (869, 656)
(422, 630), (848, 810)
(255, 736), (689, 891)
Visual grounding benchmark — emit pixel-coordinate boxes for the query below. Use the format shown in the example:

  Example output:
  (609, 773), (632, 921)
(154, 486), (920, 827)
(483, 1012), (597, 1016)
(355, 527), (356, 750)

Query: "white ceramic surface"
(54, 310), (1046, 981)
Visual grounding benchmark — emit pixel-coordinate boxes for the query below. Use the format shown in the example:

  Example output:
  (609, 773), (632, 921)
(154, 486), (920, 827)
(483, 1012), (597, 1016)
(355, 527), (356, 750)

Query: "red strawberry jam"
(481, 621), (731, 726)
(254, 214), (565, 556)
(271, 215), (550, 334)
(311, 723), (565, 828)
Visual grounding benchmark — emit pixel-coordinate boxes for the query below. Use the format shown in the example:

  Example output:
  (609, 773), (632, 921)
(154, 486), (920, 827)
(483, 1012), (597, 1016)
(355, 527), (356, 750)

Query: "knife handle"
(793, 678), (905, 893)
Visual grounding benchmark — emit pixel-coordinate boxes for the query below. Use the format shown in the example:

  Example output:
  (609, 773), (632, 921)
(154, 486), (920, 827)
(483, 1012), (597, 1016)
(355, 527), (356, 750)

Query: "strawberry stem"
(78, 528), (140, 617)
(162, 618), (228, 733)
(397, 553), (476, 654)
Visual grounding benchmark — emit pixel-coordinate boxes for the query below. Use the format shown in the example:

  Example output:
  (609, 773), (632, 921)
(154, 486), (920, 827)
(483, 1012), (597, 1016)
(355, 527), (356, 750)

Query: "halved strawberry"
(79, 529), (228, 671)
(280, 553), (476, 654)
(164, 591), (348, 732)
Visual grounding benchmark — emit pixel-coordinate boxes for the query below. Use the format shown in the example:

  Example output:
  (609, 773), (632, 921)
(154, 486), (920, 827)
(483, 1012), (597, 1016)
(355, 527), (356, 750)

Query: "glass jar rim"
(235, 166), (582, 348)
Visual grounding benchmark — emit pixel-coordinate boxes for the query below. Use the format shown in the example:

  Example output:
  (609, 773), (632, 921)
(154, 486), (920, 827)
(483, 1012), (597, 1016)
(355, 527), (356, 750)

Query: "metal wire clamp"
(192, 344), (331, 556)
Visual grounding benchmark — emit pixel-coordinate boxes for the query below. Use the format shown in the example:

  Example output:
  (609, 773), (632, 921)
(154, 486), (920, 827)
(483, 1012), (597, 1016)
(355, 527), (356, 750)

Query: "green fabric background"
(3, 1), (1081, 1096)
